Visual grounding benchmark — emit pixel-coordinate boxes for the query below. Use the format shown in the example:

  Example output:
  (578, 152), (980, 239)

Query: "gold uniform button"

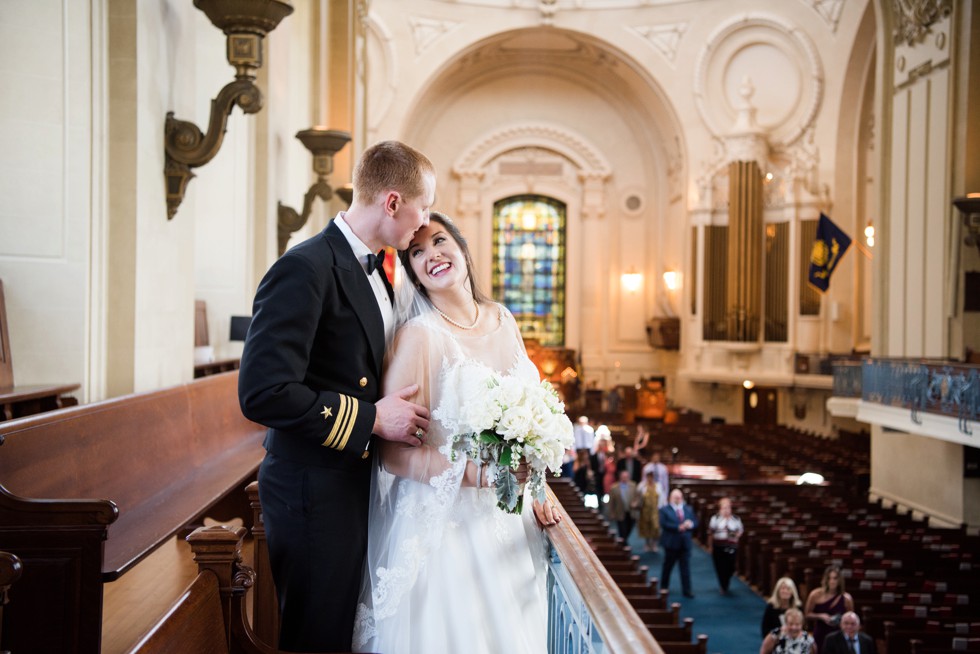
(361, 450), (370, 459)
(359, 377), (368, 387)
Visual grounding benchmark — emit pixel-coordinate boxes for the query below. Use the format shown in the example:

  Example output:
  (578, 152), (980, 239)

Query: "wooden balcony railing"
(544, 487), (663, 653)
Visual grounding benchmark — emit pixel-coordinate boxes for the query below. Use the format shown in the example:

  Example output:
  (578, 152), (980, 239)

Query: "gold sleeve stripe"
(331, 396), (357, 451)
(322, 394), (349, 448)
(334, 400), (359, 451)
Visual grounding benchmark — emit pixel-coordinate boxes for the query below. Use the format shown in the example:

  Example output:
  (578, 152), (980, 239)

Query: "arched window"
(492, 195), (566, 346)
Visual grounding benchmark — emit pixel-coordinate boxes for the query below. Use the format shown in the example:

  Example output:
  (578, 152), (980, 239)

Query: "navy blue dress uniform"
(239, 220), (393, 651)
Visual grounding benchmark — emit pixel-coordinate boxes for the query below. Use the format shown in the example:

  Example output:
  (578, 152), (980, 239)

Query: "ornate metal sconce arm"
(166, 80), (262, 167)
(165, 81), (263, 218)
(276, 128), (351, 256)
(278, 182), (333, 256)
(164, 0), (293, 219)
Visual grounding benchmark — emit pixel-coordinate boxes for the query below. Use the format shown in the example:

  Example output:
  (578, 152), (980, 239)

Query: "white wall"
(0, 0), (93, 396)
(0, 0), (315, 400)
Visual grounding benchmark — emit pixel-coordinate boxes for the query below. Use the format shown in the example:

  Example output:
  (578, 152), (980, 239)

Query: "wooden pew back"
(0, 371), (264, 577)
(0, 371), (266, 653)
(127, 571), (230, 654)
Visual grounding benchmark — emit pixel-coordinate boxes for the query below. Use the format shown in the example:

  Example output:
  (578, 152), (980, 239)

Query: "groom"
(239, 140), (436, 651)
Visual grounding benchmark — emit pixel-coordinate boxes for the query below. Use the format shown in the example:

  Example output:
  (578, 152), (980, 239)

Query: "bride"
(353, 212), (560, 653)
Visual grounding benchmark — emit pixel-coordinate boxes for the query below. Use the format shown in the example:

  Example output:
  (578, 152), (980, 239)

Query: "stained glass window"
(492, 195), (566, 346)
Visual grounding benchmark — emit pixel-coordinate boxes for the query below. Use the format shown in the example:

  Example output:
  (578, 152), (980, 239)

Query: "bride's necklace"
(435, 300), (480, 330)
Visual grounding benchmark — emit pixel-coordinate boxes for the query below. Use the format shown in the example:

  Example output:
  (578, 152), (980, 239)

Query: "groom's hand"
(373, 384), (430, 446)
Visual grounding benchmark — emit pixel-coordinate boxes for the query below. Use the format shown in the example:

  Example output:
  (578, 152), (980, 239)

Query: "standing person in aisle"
(707, 497), (744, 594)
(659, 488), (698, 598)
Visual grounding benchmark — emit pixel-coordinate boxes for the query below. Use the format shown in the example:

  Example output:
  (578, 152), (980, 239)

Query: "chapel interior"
(1, 1), (979, 653)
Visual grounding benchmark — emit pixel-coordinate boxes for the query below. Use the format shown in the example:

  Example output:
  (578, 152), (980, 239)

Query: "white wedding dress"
(352, 304), (549, 654)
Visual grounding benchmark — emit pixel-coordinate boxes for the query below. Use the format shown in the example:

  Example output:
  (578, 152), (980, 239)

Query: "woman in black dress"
(761, 576), (803, 638)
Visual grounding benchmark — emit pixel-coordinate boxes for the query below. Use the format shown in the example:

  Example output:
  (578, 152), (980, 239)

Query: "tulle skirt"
(355, 487), (548, 654)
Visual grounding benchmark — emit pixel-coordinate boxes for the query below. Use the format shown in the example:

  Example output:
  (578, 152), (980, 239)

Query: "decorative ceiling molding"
(630, 22), (688, 62)
(539, 0), (559, 26)
(452, 122), (612, 178)
(892, 0), (952, 47)
(408, 15), (460, 55)
(808, 0), (845, 32)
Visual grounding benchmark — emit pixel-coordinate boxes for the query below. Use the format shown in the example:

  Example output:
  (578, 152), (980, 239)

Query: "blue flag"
(808, 213), (851, 292)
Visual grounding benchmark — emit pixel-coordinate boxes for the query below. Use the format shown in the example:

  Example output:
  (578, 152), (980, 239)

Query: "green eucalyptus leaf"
(495, 469), (520, 513)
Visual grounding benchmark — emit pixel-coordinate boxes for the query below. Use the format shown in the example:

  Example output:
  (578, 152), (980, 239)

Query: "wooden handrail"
(545, 486), (664, 654)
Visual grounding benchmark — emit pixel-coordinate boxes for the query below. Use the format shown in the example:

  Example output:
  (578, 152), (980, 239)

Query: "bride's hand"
(532, 498), (561, 527)
(512, 459), (530, 485)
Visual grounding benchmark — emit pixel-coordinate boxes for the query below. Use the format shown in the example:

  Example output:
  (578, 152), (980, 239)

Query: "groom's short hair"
(353, 140), (435, 206)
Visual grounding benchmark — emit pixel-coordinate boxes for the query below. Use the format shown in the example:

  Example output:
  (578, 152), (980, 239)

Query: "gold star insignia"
(321, 406), (333, 420)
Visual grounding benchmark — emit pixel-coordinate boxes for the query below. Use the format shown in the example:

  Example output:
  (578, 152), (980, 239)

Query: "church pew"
(637, 603), (682, 625)
(628, 593), (672, 611)
(899, 633), (980, 653)
(0, 278), (79, 421)
(126, 525), (334, 654)
(0, 371), (266, 653)
(647, 617), (693, 643)
(657, 634), (708, 654)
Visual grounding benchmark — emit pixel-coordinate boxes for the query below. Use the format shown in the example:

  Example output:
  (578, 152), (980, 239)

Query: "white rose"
(493, 375), (526, 409)
(497, 404), (534, 442)
(526, 437), (564, 472)
(460, 397), (502, 433)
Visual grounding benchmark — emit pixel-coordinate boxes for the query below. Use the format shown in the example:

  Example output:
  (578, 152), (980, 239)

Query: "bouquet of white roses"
(451, 367), (574, 514)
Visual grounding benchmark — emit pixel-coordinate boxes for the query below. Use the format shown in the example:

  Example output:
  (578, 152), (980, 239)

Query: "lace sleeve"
(378, 319), (467, 485)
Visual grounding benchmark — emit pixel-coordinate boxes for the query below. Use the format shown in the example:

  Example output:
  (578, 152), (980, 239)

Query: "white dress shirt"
(333, 213), (394, 342)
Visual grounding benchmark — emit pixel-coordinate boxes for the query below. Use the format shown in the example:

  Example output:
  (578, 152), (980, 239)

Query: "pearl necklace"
(435, 301), (480, 330)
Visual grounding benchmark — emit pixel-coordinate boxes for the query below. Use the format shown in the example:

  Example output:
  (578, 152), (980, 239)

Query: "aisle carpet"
(627, 530), (766, 654)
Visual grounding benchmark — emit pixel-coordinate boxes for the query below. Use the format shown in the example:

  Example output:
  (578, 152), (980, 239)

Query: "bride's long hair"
(396, 211), (490, 306)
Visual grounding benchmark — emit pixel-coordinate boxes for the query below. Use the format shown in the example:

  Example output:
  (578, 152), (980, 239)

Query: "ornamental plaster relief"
(408, 15), (461, 55)
(452, 123), (611, 222)
(453, 122), (612, 178)
(693, 13), (824, 148)
(425, 0), (718, 8)
(892, 0), (952, 47)
(629, 22), (688, 63)
(808, 0), (845, 32)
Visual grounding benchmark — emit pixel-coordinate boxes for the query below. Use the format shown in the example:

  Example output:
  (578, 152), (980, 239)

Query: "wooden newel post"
(186, 525), (248, 643)
(246, 481), (279, 647)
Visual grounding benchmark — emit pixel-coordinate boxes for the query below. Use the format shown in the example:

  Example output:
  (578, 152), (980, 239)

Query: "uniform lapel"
(324, 223), (386, 374)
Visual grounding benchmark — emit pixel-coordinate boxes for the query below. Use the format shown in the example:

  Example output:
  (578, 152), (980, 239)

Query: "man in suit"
(659, 488), (698, 598)
(823, 612), (877, 654)
(606, 469), (640, 540)
(239, 141), (436, 652)
(616, 445), (643, 483)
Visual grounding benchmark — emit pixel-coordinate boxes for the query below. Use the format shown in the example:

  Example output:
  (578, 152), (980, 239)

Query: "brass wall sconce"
(953, 193), (980, 256)
(277, 128), (351, 256)
(335, 183), (354, 207)
(164, 0), (294, 219)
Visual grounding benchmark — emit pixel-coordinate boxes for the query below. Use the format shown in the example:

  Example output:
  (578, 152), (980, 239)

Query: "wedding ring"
(415, 428), (425, 440)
